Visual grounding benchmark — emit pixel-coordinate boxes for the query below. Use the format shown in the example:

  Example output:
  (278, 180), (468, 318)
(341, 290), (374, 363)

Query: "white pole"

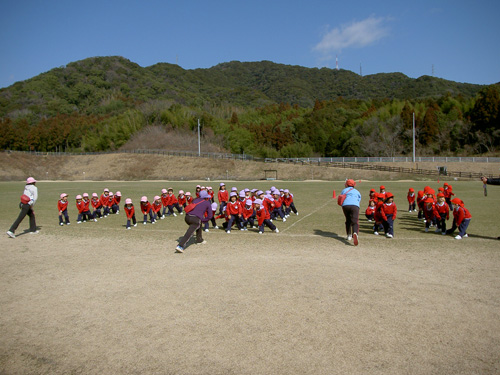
(197, 119), (201, 156)
(412, 112), (416, 163)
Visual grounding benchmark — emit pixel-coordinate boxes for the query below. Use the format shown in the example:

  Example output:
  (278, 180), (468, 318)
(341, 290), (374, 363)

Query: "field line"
(280, 199), (334, 233)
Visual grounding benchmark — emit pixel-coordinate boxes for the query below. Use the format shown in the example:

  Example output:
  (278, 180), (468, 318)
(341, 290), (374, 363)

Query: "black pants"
(342, 205), (359, 236)
(9, 203), (36, 233)
(179, 214), (204, 247)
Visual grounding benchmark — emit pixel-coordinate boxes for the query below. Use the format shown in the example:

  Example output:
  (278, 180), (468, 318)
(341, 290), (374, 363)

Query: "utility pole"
(197, 119), (201, 156)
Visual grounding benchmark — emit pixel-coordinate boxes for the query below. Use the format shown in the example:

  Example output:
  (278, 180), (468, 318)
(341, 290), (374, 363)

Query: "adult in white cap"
(6, 177), (39, 238)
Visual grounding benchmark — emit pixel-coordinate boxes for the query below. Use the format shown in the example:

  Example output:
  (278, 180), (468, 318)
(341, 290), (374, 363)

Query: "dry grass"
(1, 180), (500, 374)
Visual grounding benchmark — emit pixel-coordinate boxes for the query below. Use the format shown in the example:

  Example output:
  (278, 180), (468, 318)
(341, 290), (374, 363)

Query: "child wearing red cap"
(447, 198), (471, 239)
(379, 185), (387, 201)
(373, 193), (385, 235)
(417, 190), (425, 220)
(380, 192), (397, 238)
(365, 200), (376, 221)
(423, 198), (436, 232)
(124, 198), (137, 230)
(58, 193), (70, 226)
(433, 193), (450, 235)
(443, 183), (454, 209)
(407, 188), (416, 212)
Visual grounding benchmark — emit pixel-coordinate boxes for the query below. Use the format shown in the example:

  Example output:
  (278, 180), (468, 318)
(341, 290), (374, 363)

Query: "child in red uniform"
(178, 190), (187, 210)
(76, 195), (85, 223)
(379, 185), (387, 201)
(241, 199), (256, 230)
(417, 190), (425, 219)
(423, 198), (436, 232)
(365, 199), (376, 221)
(447, 198), (471, 240)
(82, 193), (96, 222)
(166, 188), (182, 216)
(407, 188), (416, 212)
(58, 193), (70, 226)
(114, 191), (122, 214)
(108, 192), (119, 214)
(225, 192), (243, 233)
(100, 188), (110, 217)
(380, 192), (397, 238)
(254, 199), (278, 234)
(443, 183), (454, 209)
(282, 189), (298, 216)
(140, 196), (155, 224)
(124, 198), (137, 230)
(433, 193), (450, 235)
(152, 196), (162, 222)
(91, 193), (102, 218)
(270, 190), (286, 222)
(218, 183), (229, 215)
(368, 189), (378, 202)
(185, 192), (193, 205)
(373, 193), (385, 235)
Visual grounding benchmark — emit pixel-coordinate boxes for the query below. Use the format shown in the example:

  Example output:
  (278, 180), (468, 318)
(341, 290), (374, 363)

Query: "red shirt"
(434, 202), (450, 219)
(76, 200), (85, 214)
(381, 202), (397, 221)
(256, 206), (271, 226)
(423, 203), (435, 220)
(91, 198), (102, 209)
(58, 200), (68, 212)
(453, 206), (471, 225)
(152, 201), (162, 214)
(365, 206), (375, 216)
(178, 194), (186, 206)
(226, 201), (242, 216)
(124, 205), (135, 219)
(140, 202), (152, 214)
(242, 205), (254, 219)
(218, 190), (229, 203)
(407, 192), (415, 204)
(282, 194), (294, 206)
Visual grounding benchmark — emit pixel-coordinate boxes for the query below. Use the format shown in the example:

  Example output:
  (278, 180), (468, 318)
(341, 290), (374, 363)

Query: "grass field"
(1, 179), (499, 374)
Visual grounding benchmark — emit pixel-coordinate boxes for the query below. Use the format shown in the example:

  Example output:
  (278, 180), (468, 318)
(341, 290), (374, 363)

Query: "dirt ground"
(1, 210), (499, 374)
(1, 152), (499, 182)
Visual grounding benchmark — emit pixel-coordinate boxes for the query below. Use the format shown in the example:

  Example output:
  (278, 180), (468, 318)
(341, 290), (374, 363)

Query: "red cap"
(437, 193), (444, 198)
(345, 179), (356, 187)
(385, 192), (394, 199)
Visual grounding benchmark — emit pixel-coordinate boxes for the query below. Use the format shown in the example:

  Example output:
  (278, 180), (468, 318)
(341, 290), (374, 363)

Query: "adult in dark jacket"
(481, 176), (500, 239)
(176, 190), (213, 253)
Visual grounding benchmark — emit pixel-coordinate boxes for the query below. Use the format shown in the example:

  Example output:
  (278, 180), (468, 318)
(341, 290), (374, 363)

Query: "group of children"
(364, 183), (471, 240)
(58, 183), (299, 233)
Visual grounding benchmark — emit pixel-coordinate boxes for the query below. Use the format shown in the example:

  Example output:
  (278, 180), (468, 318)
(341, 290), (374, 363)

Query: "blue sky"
(1, 0), (499, 89)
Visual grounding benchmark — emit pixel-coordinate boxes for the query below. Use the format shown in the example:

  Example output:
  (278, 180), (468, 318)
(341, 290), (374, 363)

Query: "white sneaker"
(30, 231), (39, 234)
(160, 216), (165, 220)
(59, 223), (64, 226)
(180, 212), (184, 215)
(258, 231), (263, 234)
(347, 235), (352, 241)
(116, 211), (119, 215)
(374, 231), (379, 236)
(94, 219), (98, 222)
(143, 222), (147, 225)
(386, 233), (393, 238)
(204, 229), (209, 232)
(295, 212), (299, 215)
(126, 227), (131, 230)
(226, 230), (231, 234)
(196, 240), (207, 245)
(152, 221), (156, 224)
(409, 210), (412, 213)
(173, 213), (177, 217)
(6, 231), (15, 238)
(274, 228), (279, 233)
(66, 223), (71, 225)
(77, 221), (82, 224)
(455, 235), (462, 240)
(175, 245), (184, 253)
(464, 234), (468, 238)
(134, 223), (137, 227)
(283, 218), (286, 222)
(214, 226), (219, 229)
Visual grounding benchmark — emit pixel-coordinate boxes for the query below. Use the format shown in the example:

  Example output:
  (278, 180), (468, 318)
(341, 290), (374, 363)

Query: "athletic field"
(1, 180), (499, 374)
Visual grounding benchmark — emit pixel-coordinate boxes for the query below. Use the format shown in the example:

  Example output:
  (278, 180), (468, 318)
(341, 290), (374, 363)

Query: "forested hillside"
(0, 56), (498, 157)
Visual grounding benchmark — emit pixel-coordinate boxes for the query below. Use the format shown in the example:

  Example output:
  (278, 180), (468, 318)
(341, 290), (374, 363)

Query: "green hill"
(0, 56), (483, 118)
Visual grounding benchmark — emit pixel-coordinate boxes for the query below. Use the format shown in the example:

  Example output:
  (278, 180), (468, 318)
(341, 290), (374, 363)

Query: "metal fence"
(4, 150), (500, 163)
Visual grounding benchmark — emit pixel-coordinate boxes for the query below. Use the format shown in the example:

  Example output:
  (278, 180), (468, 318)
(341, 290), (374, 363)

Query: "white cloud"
(314, 16), (389, 53)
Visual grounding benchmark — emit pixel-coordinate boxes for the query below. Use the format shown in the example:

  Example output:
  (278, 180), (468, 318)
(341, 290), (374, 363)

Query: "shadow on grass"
(313, 229), (350, 245)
